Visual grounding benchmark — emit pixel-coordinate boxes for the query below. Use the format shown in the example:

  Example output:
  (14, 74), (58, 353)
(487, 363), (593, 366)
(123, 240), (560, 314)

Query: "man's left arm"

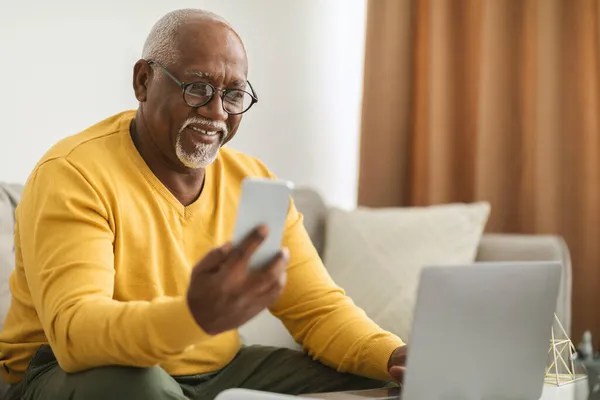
(268, 200), (405, 382)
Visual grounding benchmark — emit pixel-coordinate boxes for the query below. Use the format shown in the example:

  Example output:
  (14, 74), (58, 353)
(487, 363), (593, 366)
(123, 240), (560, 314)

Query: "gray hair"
(141, 9), (234, 65)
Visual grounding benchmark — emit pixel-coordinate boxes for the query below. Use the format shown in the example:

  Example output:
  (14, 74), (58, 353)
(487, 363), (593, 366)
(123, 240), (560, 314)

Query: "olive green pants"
(6, 345), (388, 400)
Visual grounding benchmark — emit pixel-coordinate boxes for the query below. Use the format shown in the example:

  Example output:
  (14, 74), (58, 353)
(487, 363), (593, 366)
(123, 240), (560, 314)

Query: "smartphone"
(231, 177), (294, 270)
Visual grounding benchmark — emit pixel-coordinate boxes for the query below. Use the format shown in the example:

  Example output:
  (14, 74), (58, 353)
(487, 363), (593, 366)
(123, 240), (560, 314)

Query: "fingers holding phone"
(186, 178), (293, 335)
(245, 246), (289, 298)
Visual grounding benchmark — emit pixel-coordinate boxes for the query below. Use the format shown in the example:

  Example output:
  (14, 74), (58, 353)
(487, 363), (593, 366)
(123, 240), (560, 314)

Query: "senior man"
(0, 9), (407, 400)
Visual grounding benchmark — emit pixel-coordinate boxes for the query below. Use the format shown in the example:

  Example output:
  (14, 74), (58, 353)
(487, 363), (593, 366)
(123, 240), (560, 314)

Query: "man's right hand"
(186, 225), (289, 335)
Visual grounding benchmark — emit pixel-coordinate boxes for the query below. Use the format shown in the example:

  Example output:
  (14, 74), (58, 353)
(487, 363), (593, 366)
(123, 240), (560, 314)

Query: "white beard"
(175, 132), (222, 169)
(175, 116), (229, 169)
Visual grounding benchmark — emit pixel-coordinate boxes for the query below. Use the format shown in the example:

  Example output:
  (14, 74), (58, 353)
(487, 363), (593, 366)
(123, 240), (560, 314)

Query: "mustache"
(179, 117), (229, 139)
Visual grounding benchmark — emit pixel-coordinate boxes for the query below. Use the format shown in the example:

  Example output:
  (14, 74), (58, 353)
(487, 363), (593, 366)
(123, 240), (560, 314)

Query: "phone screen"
(231, 177), (293, 270)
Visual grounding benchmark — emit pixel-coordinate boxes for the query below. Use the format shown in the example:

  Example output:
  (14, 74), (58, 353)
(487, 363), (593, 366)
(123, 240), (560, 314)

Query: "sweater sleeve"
(269, 200), (405, 382)
(18, 158), (210, 373)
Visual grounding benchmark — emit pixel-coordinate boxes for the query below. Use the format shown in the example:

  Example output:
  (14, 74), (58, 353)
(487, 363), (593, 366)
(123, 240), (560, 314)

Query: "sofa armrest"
(476, 234), (572, 335)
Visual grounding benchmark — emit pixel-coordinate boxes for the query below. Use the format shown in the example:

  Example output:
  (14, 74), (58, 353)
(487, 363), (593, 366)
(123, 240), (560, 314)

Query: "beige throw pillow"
(322, 202), (491, 342)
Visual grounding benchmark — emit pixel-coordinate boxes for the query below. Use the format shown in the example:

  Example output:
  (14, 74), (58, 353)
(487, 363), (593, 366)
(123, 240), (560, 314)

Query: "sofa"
(0, 183), (573, 396)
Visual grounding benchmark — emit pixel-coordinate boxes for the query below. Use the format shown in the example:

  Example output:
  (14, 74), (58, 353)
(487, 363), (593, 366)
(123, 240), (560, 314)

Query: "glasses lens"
(222, 90), (254, 114)
(184, 83), (214, 107)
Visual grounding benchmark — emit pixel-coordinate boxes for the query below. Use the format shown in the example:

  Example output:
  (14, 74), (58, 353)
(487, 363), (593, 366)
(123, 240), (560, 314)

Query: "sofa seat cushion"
(322, 202), (491, 342)
(0, 184), (22, 332)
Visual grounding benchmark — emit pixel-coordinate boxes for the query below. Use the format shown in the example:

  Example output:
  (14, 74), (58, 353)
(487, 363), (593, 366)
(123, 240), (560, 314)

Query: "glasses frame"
(146, 59), (258, 115)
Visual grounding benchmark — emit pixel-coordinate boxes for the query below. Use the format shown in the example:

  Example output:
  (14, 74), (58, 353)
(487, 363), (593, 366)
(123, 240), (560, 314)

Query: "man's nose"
(197, 94), (228, 121)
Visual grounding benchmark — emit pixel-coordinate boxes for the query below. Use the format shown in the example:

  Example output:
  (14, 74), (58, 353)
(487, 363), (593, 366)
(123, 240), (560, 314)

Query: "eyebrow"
(185, 70), (247, 89)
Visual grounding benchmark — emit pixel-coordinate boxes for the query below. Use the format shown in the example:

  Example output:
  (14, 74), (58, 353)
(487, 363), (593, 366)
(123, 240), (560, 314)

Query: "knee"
(73, 365), (184, 400)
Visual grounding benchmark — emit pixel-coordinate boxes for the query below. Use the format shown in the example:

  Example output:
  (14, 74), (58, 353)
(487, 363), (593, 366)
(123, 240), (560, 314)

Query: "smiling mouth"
(188, 126), (221, 137)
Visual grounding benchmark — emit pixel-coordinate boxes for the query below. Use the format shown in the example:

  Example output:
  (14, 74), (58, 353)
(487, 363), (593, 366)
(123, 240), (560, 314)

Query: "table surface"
(215, 381), (592, 400)
(540, 379), (589, 400)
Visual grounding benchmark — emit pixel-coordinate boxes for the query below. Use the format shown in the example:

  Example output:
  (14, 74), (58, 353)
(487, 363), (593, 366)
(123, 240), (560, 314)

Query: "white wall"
(0, 0), (367, 209)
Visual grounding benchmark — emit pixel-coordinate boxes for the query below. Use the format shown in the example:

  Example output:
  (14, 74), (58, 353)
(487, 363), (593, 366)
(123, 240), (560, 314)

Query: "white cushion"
(322, 202), (491, 342)
(238, 309), (300, 350)
(0, 185), (21, 332)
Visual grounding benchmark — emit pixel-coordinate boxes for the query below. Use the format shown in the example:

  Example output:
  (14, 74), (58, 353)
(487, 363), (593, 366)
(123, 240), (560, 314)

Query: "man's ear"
(133, 59), (151, 102)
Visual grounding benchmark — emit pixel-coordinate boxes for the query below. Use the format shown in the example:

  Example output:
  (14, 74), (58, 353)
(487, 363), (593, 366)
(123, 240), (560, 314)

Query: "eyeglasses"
(146, 60), (258, 115)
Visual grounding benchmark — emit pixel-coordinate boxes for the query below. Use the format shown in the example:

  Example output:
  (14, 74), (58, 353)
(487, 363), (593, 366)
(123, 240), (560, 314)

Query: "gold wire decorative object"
(545, 314), (587, 386)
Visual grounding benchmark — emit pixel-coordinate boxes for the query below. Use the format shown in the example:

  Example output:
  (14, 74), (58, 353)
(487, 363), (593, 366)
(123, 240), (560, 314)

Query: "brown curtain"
(359, 0), (600, 342)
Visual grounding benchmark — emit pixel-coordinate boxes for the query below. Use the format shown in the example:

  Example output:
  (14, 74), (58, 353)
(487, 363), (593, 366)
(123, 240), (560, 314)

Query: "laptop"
(302, 261), (562, 400)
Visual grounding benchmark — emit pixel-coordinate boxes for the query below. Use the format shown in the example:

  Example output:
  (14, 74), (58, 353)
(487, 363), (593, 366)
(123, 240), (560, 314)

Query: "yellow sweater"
(0, 110), (403, 384)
